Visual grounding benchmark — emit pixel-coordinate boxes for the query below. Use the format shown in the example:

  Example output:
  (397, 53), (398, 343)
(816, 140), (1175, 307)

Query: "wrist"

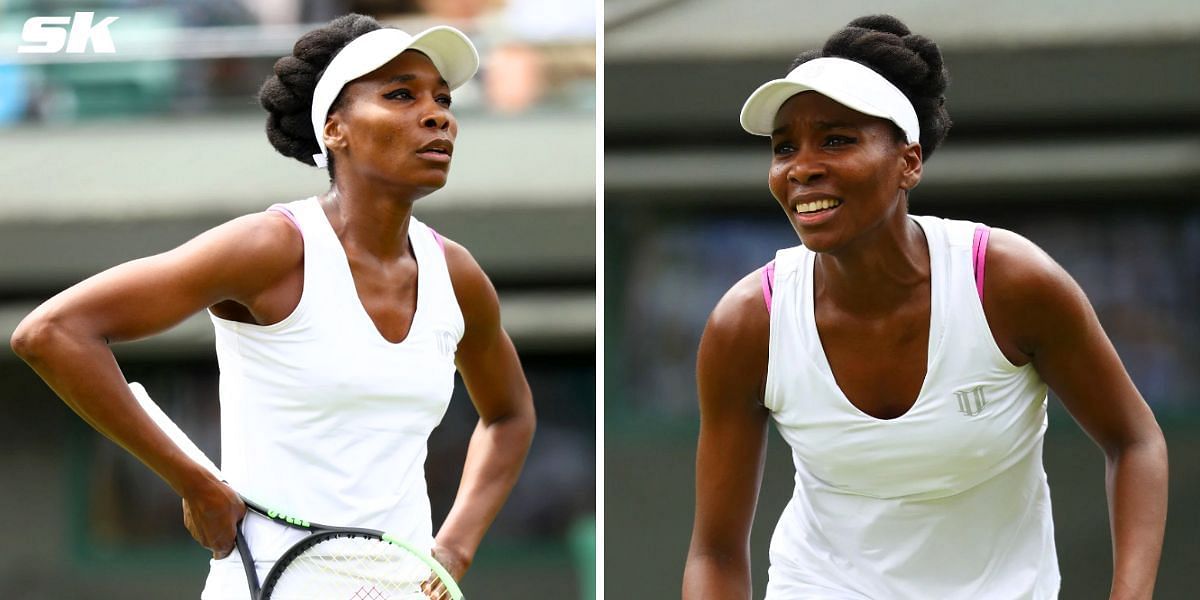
(173, 459), (223, 500)
(431, 539), (474, 582)
(1109, 578), (1154, 600)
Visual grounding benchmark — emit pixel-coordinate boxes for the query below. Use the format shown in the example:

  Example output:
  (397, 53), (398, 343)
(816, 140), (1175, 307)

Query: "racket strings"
(264, 535), (452, 600)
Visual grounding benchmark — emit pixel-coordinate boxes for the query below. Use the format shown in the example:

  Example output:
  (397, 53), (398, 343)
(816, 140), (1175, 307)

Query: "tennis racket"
(128, 382), (464, 600)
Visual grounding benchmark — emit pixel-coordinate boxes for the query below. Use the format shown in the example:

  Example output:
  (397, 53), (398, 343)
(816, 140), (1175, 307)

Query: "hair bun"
(258, 13), (383, 174)
(902, 35), (947, 96)
(847, 15), (911, 37)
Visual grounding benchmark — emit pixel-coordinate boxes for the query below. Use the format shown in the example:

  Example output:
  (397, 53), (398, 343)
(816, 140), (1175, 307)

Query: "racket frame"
(236, 496), (463, 600)
(127, 381), (462, 600)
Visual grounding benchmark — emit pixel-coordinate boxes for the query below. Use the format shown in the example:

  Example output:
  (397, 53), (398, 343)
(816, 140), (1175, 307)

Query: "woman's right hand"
(8, 211), (299, 558)
(182, 479), (246, 559)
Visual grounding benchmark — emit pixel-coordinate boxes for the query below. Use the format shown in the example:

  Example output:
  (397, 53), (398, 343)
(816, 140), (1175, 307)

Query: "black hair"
(258, 13), (384, 180)
(790, 15), (952, 159)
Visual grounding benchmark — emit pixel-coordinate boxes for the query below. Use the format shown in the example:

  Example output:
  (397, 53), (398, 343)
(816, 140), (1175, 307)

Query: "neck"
(813, 208), (929, 316)
(321, 174), (424, 260)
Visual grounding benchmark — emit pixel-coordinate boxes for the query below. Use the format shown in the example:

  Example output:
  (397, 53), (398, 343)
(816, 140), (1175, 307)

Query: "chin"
(424, 175), (449, 191)
(414, 178), (448, 198)
(793, 228), (843, 254)
(417, 165), (450, 187)
(385, 170), (448, 198)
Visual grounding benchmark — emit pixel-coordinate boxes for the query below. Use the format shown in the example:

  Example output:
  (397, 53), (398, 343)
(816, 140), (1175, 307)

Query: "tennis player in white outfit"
(11, 14), (536, 598)
(683, 15), (1166, 600)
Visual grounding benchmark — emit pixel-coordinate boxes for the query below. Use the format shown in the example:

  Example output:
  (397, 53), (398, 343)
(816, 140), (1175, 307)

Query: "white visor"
(310, 26), (479, 168)
(739, 57), (920, 144)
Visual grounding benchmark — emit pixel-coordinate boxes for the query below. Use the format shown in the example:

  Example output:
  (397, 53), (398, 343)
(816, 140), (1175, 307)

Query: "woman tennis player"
(10, 14), (535, 598)
(683, 15), (1167, 600)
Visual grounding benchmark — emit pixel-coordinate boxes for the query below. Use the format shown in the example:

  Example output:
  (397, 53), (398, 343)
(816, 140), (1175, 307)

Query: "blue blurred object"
(0, 61), (28, 124)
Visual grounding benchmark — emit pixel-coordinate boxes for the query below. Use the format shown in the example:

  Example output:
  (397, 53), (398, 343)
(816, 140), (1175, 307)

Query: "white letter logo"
(954, 385), (988, 417)
(18, 12), (118, 54)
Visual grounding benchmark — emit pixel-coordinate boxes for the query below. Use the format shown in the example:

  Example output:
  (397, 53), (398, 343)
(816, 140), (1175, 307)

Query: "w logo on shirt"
(435, 330), (458, 358)
(955, 385), (988, 416)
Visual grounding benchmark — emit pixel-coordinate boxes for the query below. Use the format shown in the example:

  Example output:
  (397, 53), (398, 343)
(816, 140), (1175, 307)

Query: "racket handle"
(128, 381), (223, 478)
(235, 524), (261, 598)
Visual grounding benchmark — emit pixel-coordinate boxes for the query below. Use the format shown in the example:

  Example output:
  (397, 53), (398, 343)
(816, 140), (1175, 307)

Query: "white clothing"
(763, 215), (1059, 599)
(200, 197), (464, 598)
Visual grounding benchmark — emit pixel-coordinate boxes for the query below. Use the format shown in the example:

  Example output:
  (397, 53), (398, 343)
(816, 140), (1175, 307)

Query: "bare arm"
(432, 239), (536, 581)
(683, 271), (771, 600)
(984, 229), (1167, 600)
(9, 211), (304, 558)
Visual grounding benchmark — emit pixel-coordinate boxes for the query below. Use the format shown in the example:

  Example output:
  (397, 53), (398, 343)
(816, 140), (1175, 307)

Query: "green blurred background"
(0, 1), (595, 598)
(606, 1), (1199, 598)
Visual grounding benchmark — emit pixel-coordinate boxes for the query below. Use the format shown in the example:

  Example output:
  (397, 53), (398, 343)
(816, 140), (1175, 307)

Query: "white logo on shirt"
(435, 330), (458, 358)
(955, 385), (987, 416)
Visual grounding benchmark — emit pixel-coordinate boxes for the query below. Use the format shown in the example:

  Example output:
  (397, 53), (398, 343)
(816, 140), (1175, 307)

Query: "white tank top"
(200, 197), (464, 598)
(763, 215), (1059, 599)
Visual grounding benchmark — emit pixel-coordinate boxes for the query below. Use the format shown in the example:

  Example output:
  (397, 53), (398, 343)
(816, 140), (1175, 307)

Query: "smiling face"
(323, 50), (457, 196)
(767, 91), (922, 254)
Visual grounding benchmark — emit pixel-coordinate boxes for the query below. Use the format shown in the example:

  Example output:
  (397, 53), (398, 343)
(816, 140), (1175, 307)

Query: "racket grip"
(235, 525), (261, 597)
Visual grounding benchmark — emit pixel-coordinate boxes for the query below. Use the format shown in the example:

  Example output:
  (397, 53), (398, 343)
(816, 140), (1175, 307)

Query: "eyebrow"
(383, 74), (449, 88)
(771, 120), (861, 136)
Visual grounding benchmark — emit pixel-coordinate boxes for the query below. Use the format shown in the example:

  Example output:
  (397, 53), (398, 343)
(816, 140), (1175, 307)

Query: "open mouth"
(417, 139), (454, 159)
(794, 198), (842, 215)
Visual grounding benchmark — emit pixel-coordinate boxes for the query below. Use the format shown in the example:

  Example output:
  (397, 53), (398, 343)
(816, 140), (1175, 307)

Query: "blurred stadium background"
(606, 1), (1199, 598)
(0, 1), (594, 598)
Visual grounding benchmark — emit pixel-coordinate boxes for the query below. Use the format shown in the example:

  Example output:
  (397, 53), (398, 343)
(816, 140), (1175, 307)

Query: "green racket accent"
(381, 534), (464, 600)
(263, 507), (310, 528)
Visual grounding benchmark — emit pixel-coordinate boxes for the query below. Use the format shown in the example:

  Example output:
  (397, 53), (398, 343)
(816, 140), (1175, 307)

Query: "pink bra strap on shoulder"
(762, 260), (776, 313)
(972, 225), (990, 301)
(267, 204), (302, 238)
(429, 227), (446, 255)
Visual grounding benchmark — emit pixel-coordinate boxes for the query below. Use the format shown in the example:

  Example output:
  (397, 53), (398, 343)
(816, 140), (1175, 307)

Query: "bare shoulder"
(439, 236), (500, 327)
(441, 236), (486, 285)
(175, 210), (305, 321)
(982, 227), (1092, 361)
(698, 268), (771, 403)
(207, 210), (304, 273)
(187, 210), (304, 296)
(982, 228), (1064, 296)
(705, 268), (770, 348)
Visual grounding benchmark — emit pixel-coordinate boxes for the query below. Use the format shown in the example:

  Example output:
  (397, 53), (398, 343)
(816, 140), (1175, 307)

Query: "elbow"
(516, 396), (537, 446)
(10, 310), (71, 365)
(1103, 421), (1168, 465)
(1140, 430), (1169, 465)
(476, 389), (536, 450)
(510, 393), (537, 452)
(10, 313), (49, 363)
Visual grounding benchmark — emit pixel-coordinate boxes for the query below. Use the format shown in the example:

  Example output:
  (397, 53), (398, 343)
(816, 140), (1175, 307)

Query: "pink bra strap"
(267, 204), (302, 238)
(972, 225), (990, 301)
(429, 227), (446, 255)
(762, 260), (776, 313)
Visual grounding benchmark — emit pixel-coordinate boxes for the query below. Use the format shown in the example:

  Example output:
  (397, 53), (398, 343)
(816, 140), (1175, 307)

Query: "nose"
(787, 150), (826, 186)
(421, 105), (452, 131)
